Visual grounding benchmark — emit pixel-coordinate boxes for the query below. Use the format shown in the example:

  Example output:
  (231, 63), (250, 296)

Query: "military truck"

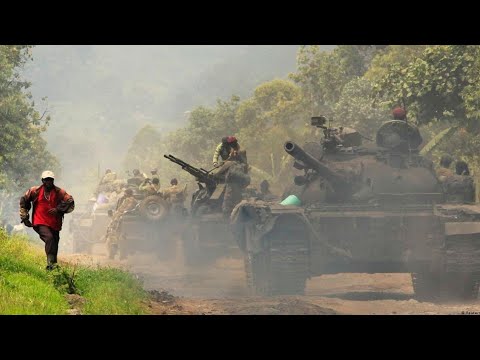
(164, 154), (248, 266)
(232, 116), (480, 302)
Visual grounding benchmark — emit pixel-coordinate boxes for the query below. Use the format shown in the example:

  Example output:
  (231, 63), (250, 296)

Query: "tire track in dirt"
(62, 252), (480, 315)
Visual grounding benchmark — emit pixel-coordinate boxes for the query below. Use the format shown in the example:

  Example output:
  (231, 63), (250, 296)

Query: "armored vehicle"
(232, 116), (480, 302)
(164, 154), (248, 266)
(70, 180), (125, 254)
(69, 203), (95, 253)
(110, 178), (182, 261)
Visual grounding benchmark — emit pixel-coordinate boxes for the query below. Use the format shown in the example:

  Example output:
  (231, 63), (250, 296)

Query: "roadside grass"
(0, 230), (149, 315)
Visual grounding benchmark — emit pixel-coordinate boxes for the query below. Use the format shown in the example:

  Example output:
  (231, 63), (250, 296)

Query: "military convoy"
(69, 113), (480, 303)
(231, 116), (480, 302)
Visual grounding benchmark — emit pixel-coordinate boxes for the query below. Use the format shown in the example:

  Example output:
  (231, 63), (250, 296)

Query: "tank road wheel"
(412, 272), (480, 302)
(439, 272), (480, 301)
(244, 215), (309, 296)
(139, 196), (168, 222)
(411, 272), (440, 302)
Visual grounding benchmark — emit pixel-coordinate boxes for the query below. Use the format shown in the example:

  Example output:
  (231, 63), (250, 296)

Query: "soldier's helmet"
(171, 178), (178, 186)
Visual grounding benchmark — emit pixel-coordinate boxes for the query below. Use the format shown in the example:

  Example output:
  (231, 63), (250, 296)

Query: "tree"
(0, 46), (58, 191)
(0, 45), (58, 221)
(372, 45), (480, 126)
(235, 79), (307, 183)
(334, 77), (390, 138)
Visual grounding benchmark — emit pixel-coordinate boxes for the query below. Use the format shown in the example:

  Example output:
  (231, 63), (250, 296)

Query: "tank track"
(245, 233), (309, 296)
(269, 241), (309, 295)
(411, 272), (480, 302)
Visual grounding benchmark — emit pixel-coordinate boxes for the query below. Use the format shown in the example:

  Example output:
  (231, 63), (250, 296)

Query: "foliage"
(0, 46), (59, 222)
(125, 44), (480, 194)
(334, 77), (390, 138)
(419, 126), (457, 156)
(0, 233), (148, 314)
(373, 45), (480, 125)
(0, 46), (59, 190)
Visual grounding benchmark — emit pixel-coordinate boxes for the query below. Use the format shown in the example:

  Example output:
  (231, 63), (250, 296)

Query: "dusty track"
(62, 248), (480, 315)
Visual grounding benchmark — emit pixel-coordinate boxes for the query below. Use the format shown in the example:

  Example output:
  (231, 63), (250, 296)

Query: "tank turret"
(283, 117), (441, 205)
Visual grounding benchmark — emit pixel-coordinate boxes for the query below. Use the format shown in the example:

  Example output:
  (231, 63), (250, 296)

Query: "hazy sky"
(23, 45), (335, 199)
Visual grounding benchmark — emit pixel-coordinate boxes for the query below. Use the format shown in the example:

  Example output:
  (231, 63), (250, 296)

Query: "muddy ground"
(61, 243), (480, 315)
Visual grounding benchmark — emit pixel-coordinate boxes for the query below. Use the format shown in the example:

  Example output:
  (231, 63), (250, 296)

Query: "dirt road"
(63, 248), (480, 315)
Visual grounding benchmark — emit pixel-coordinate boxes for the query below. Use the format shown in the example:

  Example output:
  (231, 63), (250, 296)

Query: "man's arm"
(56, 189), (75, 214)
(19, 188), (34, 226)
(212, 143), (223, 165)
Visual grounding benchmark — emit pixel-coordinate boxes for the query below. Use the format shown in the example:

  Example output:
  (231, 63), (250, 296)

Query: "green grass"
(0, 230), (149, 315)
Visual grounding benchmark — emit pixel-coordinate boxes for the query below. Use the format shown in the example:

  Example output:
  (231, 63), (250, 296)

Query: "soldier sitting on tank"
(150, 168), (160, 183)
(94, 169), (118, 197)
(100, 169), (117, 184)
(139, 177), (160, 196)
(161, 178), (187, 216)
(105, 188), (138, 259)
(213, 136), (240, 167)
(436, 155), (454, 182)
(455, 160), (470, 176)
(258, 179), (278, 201)
(127, 169), (146, 187)
(213, 148), (250, 219)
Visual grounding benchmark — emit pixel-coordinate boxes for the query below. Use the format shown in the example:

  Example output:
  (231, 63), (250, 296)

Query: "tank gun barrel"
(284, 141), (349, 190)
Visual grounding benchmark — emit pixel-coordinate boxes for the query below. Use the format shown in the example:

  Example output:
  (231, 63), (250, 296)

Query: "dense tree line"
(0, 45), (58, 220)
(124, 45), (480, 193)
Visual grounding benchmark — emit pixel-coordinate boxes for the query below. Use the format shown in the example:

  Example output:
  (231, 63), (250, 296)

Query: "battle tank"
(164, 154), (249, 266)
(232, 116), (480, 302)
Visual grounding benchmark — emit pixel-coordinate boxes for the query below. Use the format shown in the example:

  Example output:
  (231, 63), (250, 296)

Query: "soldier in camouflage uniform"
(212, 136), (240, 167)
(455, 160), (470, 176)
(139, 177), (160, 195)
(105, 188), (138, 259)
(213, 148), (250, 219)
(128, 169), (147, 187)
(436, 155), (454, 182)
(150, 168), (160, 183)
(258, 179), (279, 201)
(161, 178), (187, 216)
